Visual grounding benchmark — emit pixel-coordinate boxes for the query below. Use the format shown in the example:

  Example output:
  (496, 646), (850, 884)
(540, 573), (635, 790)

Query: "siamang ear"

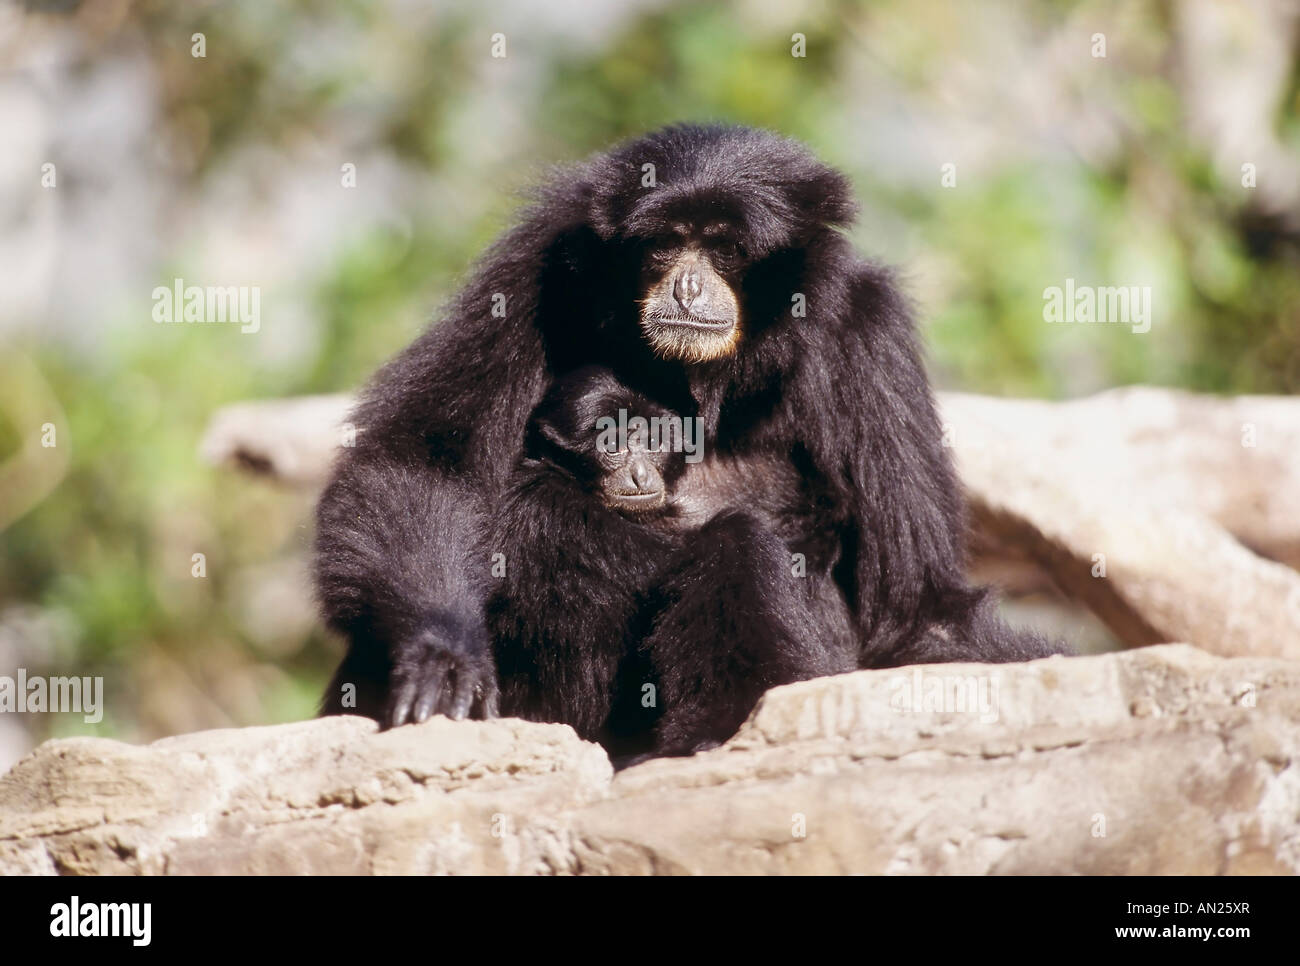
(586, 167), (637, 242)
(788, 165), (857, 237)
(534, 415), (577, 454)
(520, 169), (607, 250)
(510, 152), (619, 242)
(526, 413), (591, 480)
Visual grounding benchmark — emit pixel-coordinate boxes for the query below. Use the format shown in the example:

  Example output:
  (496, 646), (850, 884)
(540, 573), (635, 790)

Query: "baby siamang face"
(591, 422), (677, 514)
(529, 368), (685, 517)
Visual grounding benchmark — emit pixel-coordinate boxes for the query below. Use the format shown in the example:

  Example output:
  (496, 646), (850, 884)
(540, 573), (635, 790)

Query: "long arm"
(795, 262), (973, 660)
(314, 213), (566, 725)
(805, 261), (1064, 664)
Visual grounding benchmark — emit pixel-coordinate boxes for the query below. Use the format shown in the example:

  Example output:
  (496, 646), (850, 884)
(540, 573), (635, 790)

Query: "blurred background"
(1, 0), (1297, 769)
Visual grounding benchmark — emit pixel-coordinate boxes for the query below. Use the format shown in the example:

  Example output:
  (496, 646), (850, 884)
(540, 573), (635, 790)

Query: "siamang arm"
(316, 458), (501, 722)
(314, 216), (564, 725)
(795, 262), (1064, 665)
(804, 264), (970, 660)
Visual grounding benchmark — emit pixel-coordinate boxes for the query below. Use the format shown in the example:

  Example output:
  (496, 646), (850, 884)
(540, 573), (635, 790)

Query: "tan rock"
(3, 645), (1297, 875)
(945, 388), (1300, 656)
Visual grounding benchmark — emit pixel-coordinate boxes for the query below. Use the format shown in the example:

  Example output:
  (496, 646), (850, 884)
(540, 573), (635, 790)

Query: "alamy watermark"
(596, 409), (704, 464)
(1043, 278), (1151, 334)
(152, 277), (260, 333)
(50, 897), (150, 946)
(0, 669), (103, 724)
(888, 667), (1001, 723)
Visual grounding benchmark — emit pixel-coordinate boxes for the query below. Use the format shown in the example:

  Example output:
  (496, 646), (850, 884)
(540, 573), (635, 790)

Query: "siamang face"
(586, 125), (857, 367)
(591, 422), (677, 514)
(529, 368), (685, 516)
(636, 215), (747, 364)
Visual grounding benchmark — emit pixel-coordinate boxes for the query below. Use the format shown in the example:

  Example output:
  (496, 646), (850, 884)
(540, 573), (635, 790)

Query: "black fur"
(485, 367), (683, 754)
(491, 366), (857, 758)
(523, 366), (688, 519)
(315, 123), (1068, 756)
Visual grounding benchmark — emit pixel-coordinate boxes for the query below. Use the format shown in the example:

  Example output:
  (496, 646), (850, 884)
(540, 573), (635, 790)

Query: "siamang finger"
(448, 671), (475, 721)
(412, 658), (451, 723)
(388, 676), (418, 728)
(478, 678), (501, 719)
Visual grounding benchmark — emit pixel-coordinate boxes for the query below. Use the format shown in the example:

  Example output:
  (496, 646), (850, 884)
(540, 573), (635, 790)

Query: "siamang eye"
(710, 238), (742, 260)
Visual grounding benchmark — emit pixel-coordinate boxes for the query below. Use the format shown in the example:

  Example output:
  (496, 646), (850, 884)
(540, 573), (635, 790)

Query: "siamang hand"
(386, 615), (500, 727)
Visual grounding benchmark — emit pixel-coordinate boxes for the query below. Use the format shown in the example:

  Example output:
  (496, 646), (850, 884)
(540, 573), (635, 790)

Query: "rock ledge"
(2, 645), (1297, 874)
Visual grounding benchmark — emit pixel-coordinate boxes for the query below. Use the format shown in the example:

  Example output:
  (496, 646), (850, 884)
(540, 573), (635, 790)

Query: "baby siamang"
(522, 366), (693, 522)
(316, 123), (1067, 757)
(484, 366), (855, 756)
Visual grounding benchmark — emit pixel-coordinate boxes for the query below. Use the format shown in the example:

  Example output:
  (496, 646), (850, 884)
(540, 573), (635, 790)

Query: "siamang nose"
(673, 266), (702, 312)
(630, 460), (655, 493)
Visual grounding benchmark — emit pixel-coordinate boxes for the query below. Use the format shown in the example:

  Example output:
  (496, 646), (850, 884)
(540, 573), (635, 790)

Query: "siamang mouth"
(641, 310), (742, 362)
(650, 315), (735, 332)
(609, 491), (665, 509)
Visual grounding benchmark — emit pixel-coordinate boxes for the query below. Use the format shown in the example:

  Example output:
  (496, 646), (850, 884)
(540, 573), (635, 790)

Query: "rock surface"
(199, 394), (354, 487)
(3, 644), (1297, 875)
(199, 387), (1300, 658)
(946, 388), (1300, 659)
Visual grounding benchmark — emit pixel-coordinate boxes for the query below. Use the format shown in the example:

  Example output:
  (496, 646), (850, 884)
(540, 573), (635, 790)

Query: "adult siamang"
(315, 123), (1066, 756)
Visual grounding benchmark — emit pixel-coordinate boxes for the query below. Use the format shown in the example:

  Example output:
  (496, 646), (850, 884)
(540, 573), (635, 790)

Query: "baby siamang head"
(527, 367), (686, 516)
(583, 124), (856, 364)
